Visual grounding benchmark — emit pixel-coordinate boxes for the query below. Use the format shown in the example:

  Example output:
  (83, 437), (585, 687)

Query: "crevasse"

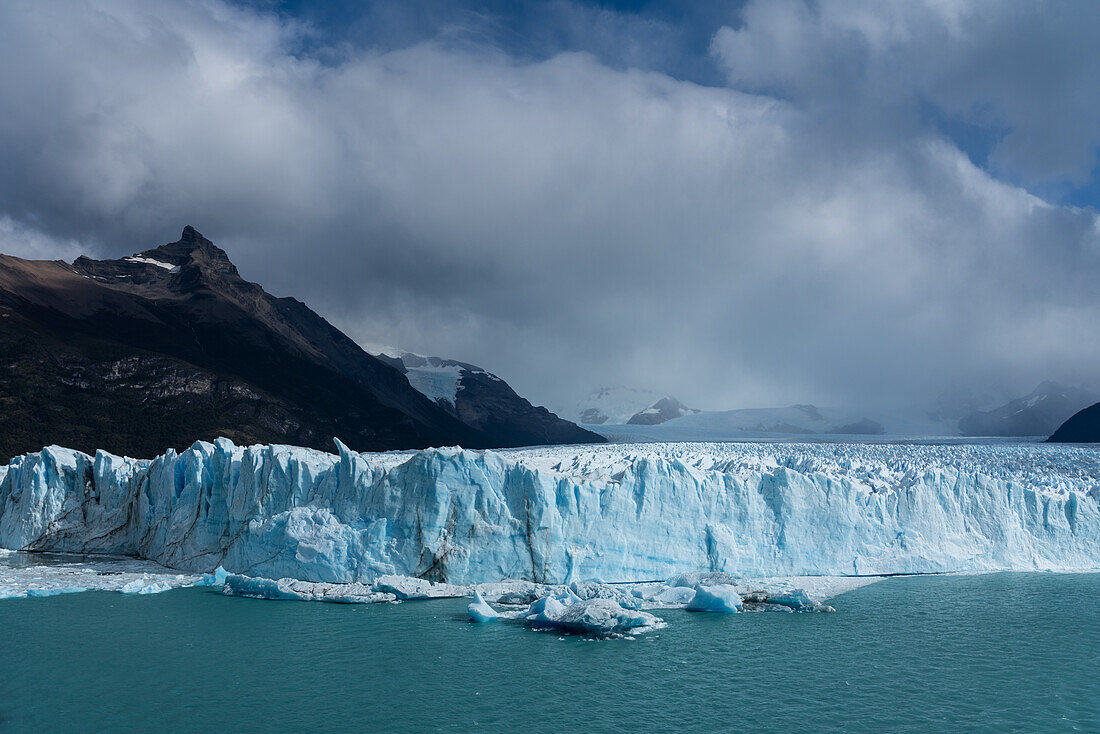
(0, 438), (1097, 584)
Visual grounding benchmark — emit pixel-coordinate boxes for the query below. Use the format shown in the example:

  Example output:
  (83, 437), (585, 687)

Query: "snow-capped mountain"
(594, 403), (972, 442)
(375, 350), (603, 448)
(626, 396), (700, 425)
(564, 386), (666, 425)
(958, 381), (1097, 437)
(604, 404), (890, 440)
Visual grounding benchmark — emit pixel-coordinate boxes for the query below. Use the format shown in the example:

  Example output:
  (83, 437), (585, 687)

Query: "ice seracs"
(1, 439), (1099, 593)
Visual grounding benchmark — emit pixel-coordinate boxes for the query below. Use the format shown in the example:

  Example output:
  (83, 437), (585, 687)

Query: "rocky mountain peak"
(139, 226), (238, 277)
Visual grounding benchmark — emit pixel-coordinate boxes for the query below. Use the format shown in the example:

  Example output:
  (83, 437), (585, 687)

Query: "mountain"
(626, 396), (699, 425)
(597, 404), (897, 442)
(1047, 402), (1100, 443)
(957, 381), (1097, 437)
(0, 226), (600, 460)
(374, 351), (604, 447)
(565, 386), (663, 425)
(660, 405), (887, 436)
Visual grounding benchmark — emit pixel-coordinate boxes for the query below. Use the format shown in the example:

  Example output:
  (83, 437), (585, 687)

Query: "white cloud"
(0, 217), (89, 262)
(0, 0), (1097, 411)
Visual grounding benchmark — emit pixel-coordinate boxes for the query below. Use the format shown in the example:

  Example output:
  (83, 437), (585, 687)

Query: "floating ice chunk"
(526, 592), (571, 623)
(373, 575), (465, 600)
(537, 598), (662, 635)
(223, 574), (394, 604)
(493, 589), (544, 606)
(685, 584), (743, 613)
(568, 580), (643, 609)
(373, 575), (432, 599)
(199, 566), (229, 587)
(766, 589), (832, 612)
(651, 585), (697, 605)
(224, 574), (301, 601)
(521, 588), (662, 635)
(27, 586), (88, 597)
(468, 591), (503, 622)
(120, 575), (174, 594)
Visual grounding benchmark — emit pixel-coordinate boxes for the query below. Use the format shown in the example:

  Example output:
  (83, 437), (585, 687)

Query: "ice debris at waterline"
(216, 570), (841, 636)
(1, 440), (1099, 589)
(0, 550), (217, 599)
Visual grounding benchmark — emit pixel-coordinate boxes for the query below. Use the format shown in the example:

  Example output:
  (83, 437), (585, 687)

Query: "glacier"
(1, 439), (1098, 591)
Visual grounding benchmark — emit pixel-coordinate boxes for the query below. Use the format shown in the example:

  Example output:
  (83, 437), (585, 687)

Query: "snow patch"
(403, 364), (463, 406)
(123, 256), (179, 272)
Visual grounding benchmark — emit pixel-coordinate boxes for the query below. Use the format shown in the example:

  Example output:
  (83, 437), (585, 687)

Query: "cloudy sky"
(2, 0), (1099, 412)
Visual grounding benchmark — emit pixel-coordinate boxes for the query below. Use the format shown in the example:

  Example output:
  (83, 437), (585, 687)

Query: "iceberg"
(685, 584), (743, 613)
(468, 590), (503, 622)
(649, 585), (697, 605)
(1, 439), (1098, 592)
(223, 574), (396, 604)
(764, 589), (821, 612)
(534, 598), (661, 635)
(518, 588), (663, 635)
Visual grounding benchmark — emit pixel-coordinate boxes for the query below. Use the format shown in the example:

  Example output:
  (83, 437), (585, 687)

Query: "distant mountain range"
(564, 387), (699, 426)
(564, 386), (663, 425)
(569, 380), (1097, 441)
(957, 381), (1097, 437)
(0, 226), (601, 460)
(626, 396), (700, 425)
(599, 404), (893, 442)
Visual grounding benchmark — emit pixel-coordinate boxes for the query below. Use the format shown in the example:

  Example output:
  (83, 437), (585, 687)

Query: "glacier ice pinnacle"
(1, 439), (1098, 585)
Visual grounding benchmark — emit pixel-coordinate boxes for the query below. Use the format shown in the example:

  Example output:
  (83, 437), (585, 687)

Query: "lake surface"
(1, 573), (1097, 732)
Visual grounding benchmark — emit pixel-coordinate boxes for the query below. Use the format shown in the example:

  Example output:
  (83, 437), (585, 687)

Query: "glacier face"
(0, 439), (1098, 585)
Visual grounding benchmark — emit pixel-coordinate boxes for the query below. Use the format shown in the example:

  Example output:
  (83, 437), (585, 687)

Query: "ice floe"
(0, 551), (205, 599)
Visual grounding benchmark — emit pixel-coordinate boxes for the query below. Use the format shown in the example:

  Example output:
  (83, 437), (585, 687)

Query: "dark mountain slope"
(0, 227), (600, 459)
(1048, 402), (1100, 443)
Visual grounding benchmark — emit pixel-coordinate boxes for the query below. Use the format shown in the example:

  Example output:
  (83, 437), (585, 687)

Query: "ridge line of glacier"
(0, 439), (1097, 584)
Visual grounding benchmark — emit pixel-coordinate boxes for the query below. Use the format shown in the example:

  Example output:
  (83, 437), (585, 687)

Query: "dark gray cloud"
(0, 0), (1098, 412)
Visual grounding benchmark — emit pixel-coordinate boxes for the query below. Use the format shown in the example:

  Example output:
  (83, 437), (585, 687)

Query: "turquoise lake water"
(1, 573), (1097, 732)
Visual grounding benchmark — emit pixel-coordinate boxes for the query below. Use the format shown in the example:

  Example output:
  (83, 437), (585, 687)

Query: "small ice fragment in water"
(120, 575), (174, 594)
(200, 566), (229, 587)
(468, 591), (502, 622)
(766, 589), (828, 612)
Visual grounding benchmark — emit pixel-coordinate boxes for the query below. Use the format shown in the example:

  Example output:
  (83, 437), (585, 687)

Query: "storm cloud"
(1, 0), (1098, 411)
